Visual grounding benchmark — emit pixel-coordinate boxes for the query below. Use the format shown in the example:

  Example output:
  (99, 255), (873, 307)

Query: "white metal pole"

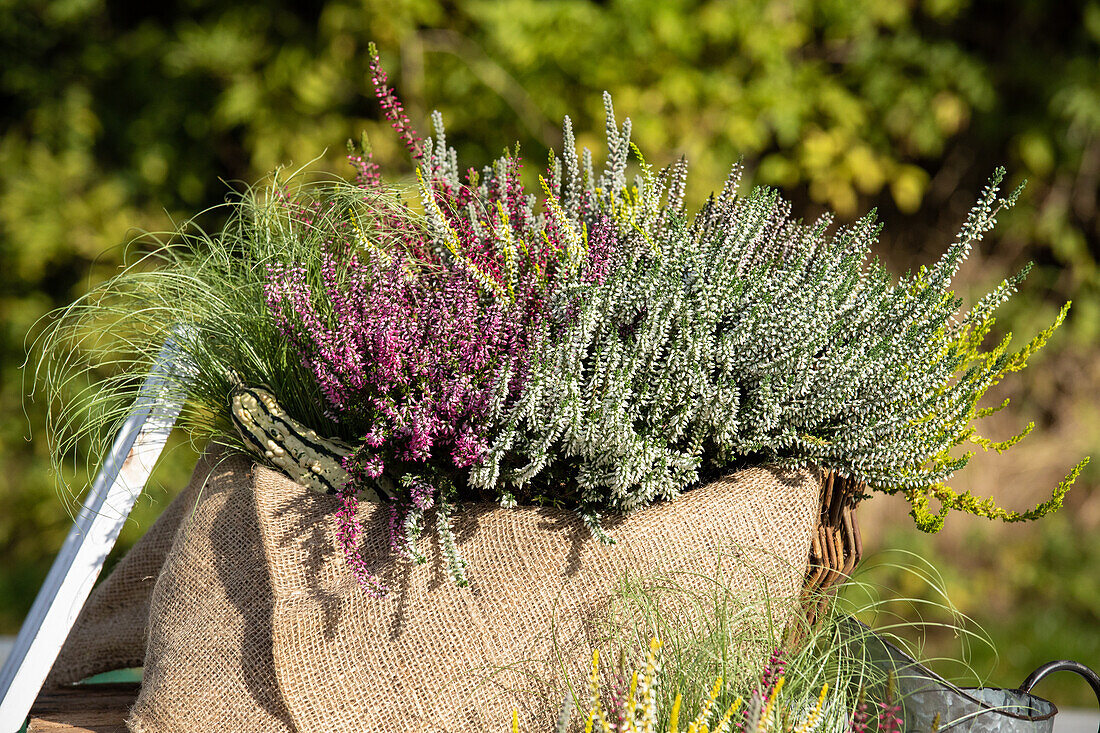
(0, 336), (189, 732)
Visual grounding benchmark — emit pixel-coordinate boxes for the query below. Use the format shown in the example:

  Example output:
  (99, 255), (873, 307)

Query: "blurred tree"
(1, 0), (1097, 698)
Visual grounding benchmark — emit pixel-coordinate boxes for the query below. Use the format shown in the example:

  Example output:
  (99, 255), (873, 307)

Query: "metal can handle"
(1019, 660), (1100, 733)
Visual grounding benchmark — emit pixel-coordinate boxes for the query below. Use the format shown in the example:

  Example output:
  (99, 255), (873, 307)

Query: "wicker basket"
(801, 470), (865, 628)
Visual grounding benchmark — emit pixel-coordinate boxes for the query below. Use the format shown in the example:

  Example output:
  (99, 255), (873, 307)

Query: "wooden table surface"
(26, 683), (139, 733)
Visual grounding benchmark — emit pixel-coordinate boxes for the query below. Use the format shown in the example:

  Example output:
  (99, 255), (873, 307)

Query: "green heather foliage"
(419, 98), (1088, 533)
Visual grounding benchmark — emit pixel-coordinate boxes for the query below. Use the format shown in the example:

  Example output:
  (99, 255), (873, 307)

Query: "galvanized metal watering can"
(840, 617), (1100, 733)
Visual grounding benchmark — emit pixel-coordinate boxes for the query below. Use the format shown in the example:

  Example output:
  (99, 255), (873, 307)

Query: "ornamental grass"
(494, 554), (979, 733)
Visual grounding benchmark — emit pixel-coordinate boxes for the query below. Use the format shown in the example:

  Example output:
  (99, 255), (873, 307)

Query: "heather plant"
(34, 47), (1088, 594)
(372, 56), (1087, 533)
(355, 48), (1086, 538)
(472, 153), (1090, 532)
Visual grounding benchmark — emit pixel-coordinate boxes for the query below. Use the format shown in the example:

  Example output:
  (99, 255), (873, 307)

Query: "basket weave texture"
(802, 472), (865, 627)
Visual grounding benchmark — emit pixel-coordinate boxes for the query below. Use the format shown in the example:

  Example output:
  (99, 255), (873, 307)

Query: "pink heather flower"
(347, 149), (382, 189)
(368, 44), (423, 161)
(362, 428), (386, 448)
(736, 648), (786, 733)
(879, 700), (903, 733)
(760, 648), (786, 699)
(849, 698), (869, 733)
(451, 429), (488, 468)
(585, 215), (618, 285)
(267, 243), (539, 482)
(360, 454), (384, 479)
(606, 668), (629, 733)
(407, 476), (435, 512)
(335, 491), (386, 597)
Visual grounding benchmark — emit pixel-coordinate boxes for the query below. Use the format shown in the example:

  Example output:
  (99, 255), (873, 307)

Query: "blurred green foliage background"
(1, 0), (1097, 705)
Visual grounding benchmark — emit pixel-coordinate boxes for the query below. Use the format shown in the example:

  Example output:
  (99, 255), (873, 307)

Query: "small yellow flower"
(670, 693), (683, 733)
(691, 675), (724, 730)
(714, 696), (744, 733)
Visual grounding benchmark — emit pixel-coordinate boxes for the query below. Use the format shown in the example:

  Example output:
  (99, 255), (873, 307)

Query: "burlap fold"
(128, 453), (295, 733)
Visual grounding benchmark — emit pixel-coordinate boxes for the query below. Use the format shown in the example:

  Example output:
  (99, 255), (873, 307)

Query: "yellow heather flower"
(691, 676), (724, 730)
(670, 692), (683, 733)
(714, 696), (744, 733)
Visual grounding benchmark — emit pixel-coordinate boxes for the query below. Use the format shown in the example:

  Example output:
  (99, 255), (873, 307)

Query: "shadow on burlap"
(128, 452), (296, 733)
(53, 451), (820, 732)
(254, 463), (821, 732)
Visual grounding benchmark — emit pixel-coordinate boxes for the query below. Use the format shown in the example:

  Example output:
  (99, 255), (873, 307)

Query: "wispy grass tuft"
(504, 551), (1000, 732)
(29, 168), (426, 507)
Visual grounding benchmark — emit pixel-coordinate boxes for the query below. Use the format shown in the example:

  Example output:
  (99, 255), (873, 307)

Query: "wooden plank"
(27, 683), (139, 733)
(0, 336), (189, 733)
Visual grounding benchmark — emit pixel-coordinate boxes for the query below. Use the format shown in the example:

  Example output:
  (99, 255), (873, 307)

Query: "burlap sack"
(256, 463), (823, 732)
(127, 453), (295, 733)
(44, 461), (202, 688)
(128, 455), (821, 732)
